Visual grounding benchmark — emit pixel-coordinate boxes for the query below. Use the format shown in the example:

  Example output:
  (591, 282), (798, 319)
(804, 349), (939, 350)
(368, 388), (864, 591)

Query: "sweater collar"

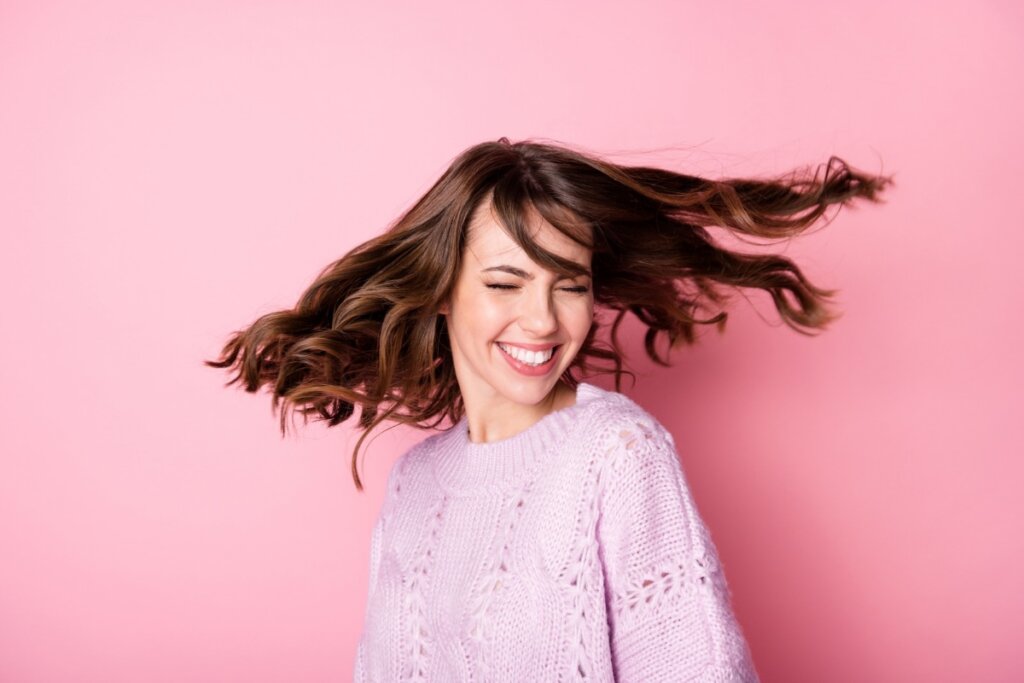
(430, 382), (605, 494)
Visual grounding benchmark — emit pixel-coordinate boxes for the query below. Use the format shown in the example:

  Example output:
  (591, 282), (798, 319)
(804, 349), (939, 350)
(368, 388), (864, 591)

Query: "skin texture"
(439, 197), (595, 443)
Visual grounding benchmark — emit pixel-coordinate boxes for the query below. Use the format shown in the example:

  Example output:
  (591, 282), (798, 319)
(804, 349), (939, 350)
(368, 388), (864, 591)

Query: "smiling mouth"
(496, 342), (561, 366)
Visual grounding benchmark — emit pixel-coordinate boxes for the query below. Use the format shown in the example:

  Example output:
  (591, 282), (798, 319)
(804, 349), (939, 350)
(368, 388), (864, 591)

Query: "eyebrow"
(481, 264), (592, 279)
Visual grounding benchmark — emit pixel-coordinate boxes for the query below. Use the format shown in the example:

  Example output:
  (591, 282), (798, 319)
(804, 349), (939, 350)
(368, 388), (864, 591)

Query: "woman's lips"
(495, 341), (559, 351)
(497, 343), (561, 376)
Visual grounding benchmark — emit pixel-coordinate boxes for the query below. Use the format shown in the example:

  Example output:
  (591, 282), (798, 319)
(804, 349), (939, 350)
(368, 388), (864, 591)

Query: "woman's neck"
(465, 381), (577, 444)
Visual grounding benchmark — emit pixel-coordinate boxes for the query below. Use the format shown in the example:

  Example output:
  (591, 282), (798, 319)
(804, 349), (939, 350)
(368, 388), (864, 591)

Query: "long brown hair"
(204, 137), (893, 490)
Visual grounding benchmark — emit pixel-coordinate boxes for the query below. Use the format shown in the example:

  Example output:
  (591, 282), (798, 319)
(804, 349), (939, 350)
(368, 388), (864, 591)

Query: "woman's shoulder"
(387, 425), (455, 481)
(572, 384), (689, 500)
(577, 382), (676, 449)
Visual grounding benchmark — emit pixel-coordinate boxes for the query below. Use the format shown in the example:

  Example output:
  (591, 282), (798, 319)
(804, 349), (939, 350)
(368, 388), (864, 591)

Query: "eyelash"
(486, 284), (590, 294)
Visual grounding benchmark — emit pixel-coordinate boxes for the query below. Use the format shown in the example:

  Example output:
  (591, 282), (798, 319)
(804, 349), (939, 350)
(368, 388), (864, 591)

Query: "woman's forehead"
(466, 208), (592, 268)
(467, 197), (592, 261)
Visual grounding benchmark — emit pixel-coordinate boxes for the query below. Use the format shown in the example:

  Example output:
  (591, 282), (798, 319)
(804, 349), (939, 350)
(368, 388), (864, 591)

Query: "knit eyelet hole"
(618, 429), (642, 451)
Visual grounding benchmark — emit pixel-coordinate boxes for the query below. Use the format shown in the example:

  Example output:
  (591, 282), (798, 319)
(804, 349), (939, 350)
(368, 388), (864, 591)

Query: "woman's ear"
(438, 299), (450, 315)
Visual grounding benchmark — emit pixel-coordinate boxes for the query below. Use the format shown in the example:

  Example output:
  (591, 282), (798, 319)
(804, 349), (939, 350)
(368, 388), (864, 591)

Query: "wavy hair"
(205, 137), (893, 490)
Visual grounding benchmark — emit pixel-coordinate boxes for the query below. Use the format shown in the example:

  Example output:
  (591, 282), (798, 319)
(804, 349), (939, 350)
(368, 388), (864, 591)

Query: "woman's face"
(441, 199), (594, 415)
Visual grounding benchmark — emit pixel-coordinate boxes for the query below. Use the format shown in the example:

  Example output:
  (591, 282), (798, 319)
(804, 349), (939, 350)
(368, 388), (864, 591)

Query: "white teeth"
(498, 343), (554, 365)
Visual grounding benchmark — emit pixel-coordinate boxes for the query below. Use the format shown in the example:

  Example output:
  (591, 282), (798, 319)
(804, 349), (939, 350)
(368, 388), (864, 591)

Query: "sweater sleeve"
(354, 449), (407, 683)
(595, 416), (760, 683)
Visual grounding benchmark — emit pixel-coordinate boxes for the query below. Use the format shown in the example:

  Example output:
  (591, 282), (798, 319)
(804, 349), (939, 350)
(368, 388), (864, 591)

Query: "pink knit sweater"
(353, 382), (760, 682)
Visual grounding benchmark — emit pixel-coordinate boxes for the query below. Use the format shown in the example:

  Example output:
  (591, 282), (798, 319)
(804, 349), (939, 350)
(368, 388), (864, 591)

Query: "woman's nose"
(519, 289), (558, 336)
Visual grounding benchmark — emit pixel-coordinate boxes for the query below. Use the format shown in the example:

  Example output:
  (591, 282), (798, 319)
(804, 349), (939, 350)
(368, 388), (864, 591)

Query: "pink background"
(2, 1), (1022, 681)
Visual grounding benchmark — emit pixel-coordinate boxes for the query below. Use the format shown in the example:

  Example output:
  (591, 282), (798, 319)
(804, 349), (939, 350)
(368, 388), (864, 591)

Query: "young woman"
(206, 137), (891, 681)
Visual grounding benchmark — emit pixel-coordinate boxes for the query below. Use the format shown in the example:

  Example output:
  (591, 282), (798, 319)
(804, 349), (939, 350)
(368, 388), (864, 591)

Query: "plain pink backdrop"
(2, 1), (1021, 681)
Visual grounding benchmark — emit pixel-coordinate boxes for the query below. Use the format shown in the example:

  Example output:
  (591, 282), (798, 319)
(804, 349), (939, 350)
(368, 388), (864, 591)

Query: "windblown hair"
(205, 137), (893, 490)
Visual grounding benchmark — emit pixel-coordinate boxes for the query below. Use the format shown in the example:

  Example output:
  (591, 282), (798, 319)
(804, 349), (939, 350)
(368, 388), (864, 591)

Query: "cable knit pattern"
(353, 382), (760, 682)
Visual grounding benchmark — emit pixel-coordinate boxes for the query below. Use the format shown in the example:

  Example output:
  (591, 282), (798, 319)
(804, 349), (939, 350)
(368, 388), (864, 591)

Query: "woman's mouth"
(496, 342), (561, 376)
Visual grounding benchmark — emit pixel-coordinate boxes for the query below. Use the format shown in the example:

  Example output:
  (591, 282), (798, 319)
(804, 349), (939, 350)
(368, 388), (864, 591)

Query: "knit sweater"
(353, 382), (760, 682)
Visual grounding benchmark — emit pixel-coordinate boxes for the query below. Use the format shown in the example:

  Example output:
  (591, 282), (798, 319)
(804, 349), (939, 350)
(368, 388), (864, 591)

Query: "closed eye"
(486, 283), (590, 294)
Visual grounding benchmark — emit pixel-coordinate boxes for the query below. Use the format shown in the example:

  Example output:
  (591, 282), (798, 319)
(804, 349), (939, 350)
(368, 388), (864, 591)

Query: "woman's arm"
(595, 416), (760, 683)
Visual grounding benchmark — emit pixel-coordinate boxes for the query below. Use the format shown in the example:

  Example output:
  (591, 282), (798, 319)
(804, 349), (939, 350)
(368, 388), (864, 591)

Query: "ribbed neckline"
(430, 382), (606, 495)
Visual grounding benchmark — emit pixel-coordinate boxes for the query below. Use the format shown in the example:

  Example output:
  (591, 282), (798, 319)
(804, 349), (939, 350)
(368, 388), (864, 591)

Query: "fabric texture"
(353, 381), (760, 682)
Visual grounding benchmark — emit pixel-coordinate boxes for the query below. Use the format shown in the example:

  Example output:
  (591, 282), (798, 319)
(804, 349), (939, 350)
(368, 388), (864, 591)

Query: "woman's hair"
(205, 137), (893, 490)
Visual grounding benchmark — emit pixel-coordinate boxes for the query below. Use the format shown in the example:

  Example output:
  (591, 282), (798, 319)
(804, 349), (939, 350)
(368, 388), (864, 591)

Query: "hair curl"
(205, 137), (893, 490)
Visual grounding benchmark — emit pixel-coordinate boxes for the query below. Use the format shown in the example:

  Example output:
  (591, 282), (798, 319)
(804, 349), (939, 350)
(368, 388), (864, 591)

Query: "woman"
(206, 137), (891, 681)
